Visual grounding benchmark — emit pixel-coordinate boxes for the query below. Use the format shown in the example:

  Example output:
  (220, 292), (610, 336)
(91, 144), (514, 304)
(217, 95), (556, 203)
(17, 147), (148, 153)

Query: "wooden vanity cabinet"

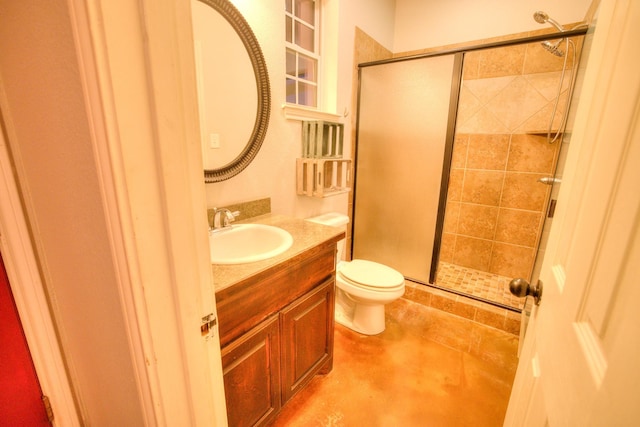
(221, 315), (280, 427)
(280, 279), (334, 403)
(216, 241), (338, 427)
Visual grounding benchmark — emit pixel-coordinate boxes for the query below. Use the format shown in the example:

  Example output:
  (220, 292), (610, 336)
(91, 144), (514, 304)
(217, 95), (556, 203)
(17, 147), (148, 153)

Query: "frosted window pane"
(295, 21), (314, 52)
(294, 0), (314, 25)
(286, 16), (292, 43)
(286, 78), (296, 103)
(298, 81), (317, 107)
(286, 49), (296, 76)
(297, 53), (316, 81)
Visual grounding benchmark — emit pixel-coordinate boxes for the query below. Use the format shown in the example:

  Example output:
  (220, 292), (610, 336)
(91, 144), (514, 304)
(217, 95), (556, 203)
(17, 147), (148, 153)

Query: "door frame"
(0, 0), (228, 423)
(0, 118), (80, 425)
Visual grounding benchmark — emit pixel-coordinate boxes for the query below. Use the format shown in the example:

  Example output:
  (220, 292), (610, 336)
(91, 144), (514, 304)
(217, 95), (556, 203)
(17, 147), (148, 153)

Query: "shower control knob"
(509, 278), (543, 305)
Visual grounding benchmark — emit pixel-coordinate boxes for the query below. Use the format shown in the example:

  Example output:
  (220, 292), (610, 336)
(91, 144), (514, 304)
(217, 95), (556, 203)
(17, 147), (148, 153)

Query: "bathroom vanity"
(213, 215), (344, 426)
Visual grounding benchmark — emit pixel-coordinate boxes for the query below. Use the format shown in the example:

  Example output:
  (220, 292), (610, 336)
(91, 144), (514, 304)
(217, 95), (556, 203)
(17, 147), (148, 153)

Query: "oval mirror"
(192, 0), (271, 183)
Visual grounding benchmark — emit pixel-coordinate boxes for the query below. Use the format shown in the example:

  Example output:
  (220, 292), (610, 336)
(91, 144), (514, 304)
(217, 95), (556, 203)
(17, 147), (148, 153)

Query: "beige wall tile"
(500, 172), (549, 211)
(522, 36), (583, 74)
(516, 101), (560, 133)
(439, 232), (456, 263)
(453, 235), (492, 271)
(524, 71), (566, 101)
(463, 75), (515, 104)
(457, 107), (510, 134)
(495, 208), (542, 247)
(443, 201), (460, 233)
(466, 134), (510, 170)
(457, 203), (499, 240)
(455, 87), (482, 129)
(489, 242), (535, 278)
(504, 311), (522, 335)
(447, 169), (464, 201)
(507, 134), (559, 173)
(461, 170), (504, 206)
(477, 44), (526, 79)
(436, 33), (580, 285)
(486, 77), (548, 131)
(473, 309), (507, 334)
(462, 50), (481, 80)
(451, 134), (469, 168)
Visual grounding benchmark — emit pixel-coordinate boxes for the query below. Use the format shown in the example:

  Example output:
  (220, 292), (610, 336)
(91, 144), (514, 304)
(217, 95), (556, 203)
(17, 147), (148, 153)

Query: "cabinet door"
(280, 278), (335, 403)
(221, 314), (280, 427)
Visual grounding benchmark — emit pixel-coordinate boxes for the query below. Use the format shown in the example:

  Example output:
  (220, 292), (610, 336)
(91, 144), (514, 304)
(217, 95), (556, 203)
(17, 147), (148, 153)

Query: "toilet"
(306, 213), (405, 335)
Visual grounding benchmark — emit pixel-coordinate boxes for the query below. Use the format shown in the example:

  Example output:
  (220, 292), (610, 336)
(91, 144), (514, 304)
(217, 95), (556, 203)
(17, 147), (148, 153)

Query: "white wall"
(0, 0), (146, 423)
(203, 0), (395, 219)
(394, 0), (593, 52)
(202, 0), (591, 219)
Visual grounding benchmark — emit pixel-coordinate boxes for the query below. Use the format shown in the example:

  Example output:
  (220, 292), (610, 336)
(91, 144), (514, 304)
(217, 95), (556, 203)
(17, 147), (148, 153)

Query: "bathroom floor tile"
(270, 298), (519, 427)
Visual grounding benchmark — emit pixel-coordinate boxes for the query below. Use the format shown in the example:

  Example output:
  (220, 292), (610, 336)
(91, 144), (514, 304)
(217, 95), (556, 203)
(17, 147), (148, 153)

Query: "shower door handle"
(537, 177), (562, 185)
(509, 278), (543, 305)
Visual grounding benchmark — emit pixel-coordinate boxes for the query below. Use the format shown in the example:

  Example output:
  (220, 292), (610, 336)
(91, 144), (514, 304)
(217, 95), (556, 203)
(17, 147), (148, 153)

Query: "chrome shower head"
(541, 40), (565, 57)
(533, 10), (566, 32)
(533, 11), (549, 24)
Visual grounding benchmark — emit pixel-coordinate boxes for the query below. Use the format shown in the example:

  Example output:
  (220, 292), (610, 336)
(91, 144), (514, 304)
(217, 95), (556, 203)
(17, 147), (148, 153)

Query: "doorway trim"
(0, 114), (80, 426)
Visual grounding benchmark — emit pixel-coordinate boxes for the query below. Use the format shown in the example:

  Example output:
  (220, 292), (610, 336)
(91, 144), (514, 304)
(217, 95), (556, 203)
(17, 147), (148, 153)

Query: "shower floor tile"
(436, 262), (524, 310)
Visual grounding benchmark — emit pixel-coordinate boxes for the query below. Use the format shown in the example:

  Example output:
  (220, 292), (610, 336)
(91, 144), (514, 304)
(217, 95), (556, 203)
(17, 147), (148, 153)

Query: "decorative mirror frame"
(198, 0), (271, 183)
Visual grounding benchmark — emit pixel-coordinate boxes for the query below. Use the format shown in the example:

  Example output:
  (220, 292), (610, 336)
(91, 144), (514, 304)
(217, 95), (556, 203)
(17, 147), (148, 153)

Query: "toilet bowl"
(306, 213), (405, 335)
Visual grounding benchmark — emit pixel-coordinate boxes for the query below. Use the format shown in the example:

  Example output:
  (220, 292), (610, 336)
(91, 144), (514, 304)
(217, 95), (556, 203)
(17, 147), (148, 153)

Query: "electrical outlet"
(210, 133), (220, 149)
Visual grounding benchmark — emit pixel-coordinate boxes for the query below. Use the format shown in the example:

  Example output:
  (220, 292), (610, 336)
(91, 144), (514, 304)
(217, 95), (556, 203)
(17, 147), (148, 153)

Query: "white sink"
(209, 224), (293, 264)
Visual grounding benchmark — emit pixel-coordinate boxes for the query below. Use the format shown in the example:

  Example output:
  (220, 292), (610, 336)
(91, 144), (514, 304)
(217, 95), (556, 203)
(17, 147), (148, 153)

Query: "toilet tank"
(306, 212), (349, 262)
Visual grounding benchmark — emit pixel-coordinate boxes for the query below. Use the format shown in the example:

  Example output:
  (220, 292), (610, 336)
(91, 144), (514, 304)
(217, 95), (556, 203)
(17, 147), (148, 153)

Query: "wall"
(201, 0), (592, 222)
(394, 0), (592, 53)
(203, 0), (395, 220)
(439, 39), (580, 280)
(0, 0), (145, 423)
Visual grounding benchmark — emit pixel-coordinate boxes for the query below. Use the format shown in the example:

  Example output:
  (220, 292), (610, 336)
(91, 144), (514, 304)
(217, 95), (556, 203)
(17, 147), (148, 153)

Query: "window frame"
(285, 0), (321, 109)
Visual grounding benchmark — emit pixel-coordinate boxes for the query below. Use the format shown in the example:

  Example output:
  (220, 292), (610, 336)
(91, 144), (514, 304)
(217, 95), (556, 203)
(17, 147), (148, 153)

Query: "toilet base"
(335, 289), (386, 335)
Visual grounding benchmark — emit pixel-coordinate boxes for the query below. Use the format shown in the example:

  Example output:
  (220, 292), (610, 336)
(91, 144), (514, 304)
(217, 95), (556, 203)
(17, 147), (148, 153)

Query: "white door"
(504, 0), (640, 425)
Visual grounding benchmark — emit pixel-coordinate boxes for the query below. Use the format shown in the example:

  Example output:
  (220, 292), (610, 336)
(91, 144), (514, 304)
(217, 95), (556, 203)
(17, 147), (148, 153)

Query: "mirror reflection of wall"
(192, 0), (257, 170)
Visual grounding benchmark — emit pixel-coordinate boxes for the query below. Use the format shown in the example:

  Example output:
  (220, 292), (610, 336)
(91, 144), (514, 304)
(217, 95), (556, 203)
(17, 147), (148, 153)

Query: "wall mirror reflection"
(191, 0), (271, 183)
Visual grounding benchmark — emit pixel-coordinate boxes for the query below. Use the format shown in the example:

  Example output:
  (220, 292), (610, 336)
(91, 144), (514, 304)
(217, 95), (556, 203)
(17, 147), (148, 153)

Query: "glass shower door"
(353, 54), (459, 283)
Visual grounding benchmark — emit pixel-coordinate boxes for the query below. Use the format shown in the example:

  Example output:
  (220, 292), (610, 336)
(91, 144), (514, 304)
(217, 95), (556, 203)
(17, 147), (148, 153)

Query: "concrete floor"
(271, 297), (519, 427)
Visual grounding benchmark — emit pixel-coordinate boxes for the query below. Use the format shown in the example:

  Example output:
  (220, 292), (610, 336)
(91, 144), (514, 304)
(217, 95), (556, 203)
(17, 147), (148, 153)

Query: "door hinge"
(200, 313), (217, 341)
(42, 395), (54, 423)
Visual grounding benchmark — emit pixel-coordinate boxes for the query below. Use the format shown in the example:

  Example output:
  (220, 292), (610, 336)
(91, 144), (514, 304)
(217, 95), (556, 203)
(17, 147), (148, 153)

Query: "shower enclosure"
(353, 30), (587, 311)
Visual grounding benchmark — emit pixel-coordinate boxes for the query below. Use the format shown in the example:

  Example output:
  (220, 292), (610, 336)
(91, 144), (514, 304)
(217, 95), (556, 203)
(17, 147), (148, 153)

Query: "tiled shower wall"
(439, 39), (580, 279)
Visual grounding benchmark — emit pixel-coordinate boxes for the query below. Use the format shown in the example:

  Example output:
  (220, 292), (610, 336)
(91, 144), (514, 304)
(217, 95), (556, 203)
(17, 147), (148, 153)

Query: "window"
(285, 0), (319, 108)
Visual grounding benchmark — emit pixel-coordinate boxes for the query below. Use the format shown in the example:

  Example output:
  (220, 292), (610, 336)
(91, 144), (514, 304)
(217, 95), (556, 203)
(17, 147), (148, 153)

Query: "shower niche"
(353, 30), (586, 311)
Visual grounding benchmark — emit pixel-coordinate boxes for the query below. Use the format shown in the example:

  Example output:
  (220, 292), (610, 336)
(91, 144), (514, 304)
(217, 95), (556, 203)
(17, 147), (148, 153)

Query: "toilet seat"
(339, 259), (405, 292)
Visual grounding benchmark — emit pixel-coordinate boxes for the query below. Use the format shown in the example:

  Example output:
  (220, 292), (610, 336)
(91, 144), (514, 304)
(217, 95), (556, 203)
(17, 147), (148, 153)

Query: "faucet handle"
(212, 208), (240, 230)
(221, 209), (236, 227)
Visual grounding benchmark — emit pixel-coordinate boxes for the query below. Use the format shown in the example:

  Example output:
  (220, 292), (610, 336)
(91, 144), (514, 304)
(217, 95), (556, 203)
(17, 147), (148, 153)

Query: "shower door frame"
(352, 27), (588, 311)
(352, 53), (463, 284)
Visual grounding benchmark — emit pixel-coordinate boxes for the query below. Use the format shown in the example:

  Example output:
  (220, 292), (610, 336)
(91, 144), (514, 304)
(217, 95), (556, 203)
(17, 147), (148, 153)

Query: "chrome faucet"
(211, 208), (238, 231)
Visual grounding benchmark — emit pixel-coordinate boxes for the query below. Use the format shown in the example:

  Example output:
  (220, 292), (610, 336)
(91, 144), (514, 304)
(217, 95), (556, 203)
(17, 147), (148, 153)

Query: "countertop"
(212, 214), (345, 292)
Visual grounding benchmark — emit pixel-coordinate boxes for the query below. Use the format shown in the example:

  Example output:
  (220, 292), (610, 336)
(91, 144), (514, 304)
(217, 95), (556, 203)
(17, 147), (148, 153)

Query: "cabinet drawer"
(217, 243), (335, 347)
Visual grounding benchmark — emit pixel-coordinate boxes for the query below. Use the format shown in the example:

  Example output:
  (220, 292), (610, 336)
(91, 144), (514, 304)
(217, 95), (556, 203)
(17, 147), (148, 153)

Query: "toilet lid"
(340, 259), (404, 290)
